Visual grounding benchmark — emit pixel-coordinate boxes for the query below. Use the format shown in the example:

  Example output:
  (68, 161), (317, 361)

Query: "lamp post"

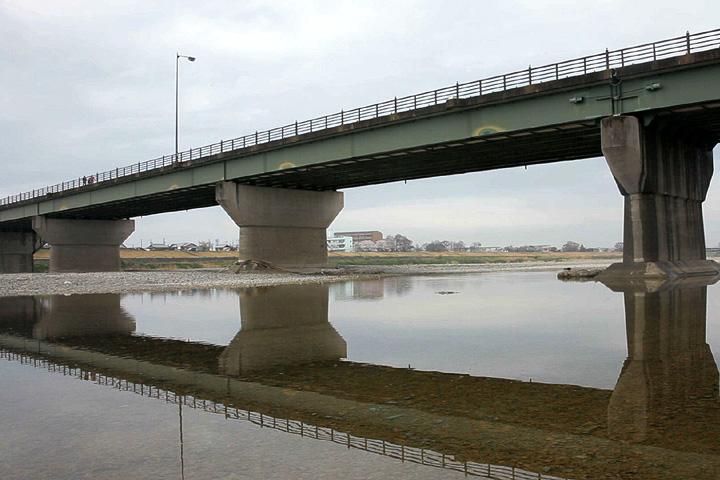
(175, 53), (196, 162)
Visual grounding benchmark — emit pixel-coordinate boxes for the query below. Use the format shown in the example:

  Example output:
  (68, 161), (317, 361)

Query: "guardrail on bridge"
(2, 28), (719, 209)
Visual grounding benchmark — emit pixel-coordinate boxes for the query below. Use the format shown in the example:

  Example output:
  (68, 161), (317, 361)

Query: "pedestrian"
(89, 175), (95, 184)
(82, 176), (87, 185)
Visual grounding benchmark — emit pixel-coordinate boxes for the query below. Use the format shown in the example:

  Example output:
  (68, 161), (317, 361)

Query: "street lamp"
(175, 53), (196, 162)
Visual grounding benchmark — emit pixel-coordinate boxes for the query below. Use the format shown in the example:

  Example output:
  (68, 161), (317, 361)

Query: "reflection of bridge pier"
(33, 294), (136, 339)
(601, 276), (719, 445)
(0, 296), (40, 336)
(219, 284), (347, 375)
(0, 294), (135, 340)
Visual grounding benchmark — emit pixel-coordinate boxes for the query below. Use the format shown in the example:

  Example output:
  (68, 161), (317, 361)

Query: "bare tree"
(425, 240), (447, 252)
(392, 234), (414, 252)
(562, 241), (580, 252)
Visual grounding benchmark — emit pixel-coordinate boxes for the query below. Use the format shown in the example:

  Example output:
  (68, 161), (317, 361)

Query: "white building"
(327, 236), (354, 252)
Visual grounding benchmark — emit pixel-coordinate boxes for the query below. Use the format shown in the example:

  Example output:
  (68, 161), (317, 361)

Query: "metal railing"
(2, 347), (570, 480)
(2, 28), (719, 209)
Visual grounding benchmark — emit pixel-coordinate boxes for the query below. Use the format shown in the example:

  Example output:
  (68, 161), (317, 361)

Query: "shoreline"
(0, 260), (611, 297)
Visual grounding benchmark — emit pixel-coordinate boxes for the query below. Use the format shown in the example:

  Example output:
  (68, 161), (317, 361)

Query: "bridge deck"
(2, 29), (720, 227)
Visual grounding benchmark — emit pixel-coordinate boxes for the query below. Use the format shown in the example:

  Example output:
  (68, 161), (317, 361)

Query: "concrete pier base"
(216, 182), (343, 269)
(600, 259), (720, 279)
(32, 217), (134, 273)
(0, 231), (41, 273)
(598, 115), (719, 279)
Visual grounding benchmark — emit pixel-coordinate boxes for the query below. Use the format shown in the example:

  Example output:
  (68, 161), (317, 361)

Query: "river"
(1, 271), (719, 479)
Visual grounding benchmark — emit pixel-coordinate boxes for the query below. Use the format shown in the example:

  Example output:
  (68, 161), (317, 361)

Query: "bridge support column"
(599, 115), (720, 278)
(0, 231), (41, 273)
(216, 182), (343, 269)
(32, 217), (134, 273)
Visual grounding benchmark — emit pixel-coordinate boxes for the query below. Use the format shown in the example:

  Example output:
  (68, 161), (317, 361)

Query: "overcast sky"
(1, 1), (718, 248)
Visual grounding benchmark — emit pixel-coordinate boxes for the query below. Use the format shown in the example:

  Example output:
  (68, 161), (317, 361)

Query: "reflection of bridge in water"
(0, 349), (566, 480)
(1, 275), (719, 479)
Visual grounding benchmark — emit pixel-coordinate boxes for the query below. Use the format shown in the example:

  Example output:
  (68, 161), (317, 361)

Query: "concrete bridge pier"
(0, 230), (41, 273)
(600, 115), (720, 278)
(32, 217), (134, 273)
(216, 182), (343, 269)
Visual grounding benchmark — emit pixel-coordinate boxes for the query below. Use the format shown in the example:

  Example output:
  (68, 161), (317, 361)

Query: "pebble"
(0, 261), (612, 297)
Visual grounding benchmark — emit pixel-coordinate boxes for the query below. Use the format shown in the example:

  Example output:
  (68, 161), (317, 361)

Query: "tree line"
(350, 235), (624, 253)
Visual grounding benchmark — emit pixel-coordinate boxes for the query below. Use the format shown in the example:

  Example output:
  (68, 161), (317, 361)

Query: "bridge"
(2, 29), (720, 275)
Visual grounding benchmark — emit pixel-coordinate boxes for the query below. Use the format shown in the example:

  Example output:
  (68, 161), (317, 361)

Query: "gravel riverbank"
(0, 260), (612, 297)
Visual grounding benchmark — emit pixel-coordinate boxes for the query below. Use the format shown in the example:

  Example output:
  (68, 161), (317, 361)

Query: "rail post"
(605, 48), (610, 69)
(528, 65), (532, 84)
(686, 30), (691, 53)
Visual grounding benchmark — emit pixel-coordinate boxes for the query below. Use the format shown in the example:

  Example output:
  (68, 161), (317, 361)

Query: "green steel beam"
(2, 59), (720, 224)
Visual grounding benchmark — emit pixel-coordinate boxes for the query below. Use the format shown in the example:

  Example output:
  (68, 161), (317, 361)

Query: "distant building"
(180, 243), (199, 251)
(525, 245), (556, 252)
(476, 246), (503, 252)
(327, 236), (354, 252)
(146, 242), (170, 251)
(334, 231), (383, 243)
(167, 242), (200, 251)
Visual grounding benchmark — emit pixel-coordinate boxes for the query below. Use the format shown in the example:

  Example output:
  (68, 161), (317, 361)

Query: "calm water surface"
(1, 271), (719, 479)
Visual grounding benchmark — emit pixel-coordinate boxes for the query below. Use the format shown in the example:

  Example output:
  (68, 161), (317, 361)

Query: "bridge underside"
(8, 103), (720, 224)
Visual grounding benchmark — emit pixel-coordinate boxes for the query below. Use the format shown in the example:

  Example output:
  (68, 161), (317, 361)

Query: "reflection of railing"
(2, 29), (720, 209)
(1, 348), (569, 480)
